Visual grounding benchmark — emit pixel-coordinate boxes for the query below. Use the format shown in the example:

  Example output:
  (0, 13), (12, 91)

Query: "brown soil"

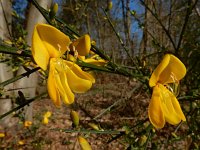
(0, 73), (190, 149)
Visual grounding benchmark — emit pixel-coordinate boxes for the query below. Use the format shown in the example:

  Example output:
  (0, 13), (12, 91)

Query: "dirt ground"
(0, 73), (191, 149)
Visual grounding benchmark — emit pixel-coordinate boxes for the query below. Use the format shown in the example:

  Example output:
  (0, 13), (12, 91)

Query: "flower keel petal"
(148, 85), (165, 129)
(47, 63), (61, 107)
(159, 84), (181, 125)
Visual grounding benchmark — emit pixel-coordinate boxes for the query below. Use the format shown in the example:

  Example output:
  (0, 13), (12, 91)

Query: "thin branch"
(167, 0), (173, 32)
(195, 6), (200, 17)
(0, 42), (31, 57)
(128, 8), (168, 53)
(140, 0), (177, 51)
(176, 0), (198, 54)
(52, 128), (123, 135)
(102, 7), (135, 64)
(93, 83), (142, 120)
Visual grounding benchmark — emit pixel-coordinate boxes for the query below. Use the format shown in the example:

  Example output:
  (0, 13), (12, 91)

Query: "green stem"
(0, 43), (31, 57)
(51, 128), (122, 134)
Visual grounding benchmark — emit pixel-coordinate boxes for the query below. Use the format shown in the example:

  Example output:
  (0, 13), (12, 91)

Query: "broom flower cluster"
(32, 24), (106, 107)
(148, 54), (186, 129)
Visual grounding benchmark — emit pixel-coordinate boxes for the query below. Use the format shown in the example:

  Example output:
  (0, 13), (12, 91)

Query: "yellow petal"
(44, 111), (52, 118)
(32, 25), (50, 70)
(78, 56), (86, 60)
(18, 140), (25, 145)
(171, 93), (186, 121)
(159, 55), (186, 84)
(32, 24), (71, 70)
(84, 58), (107, 66)
(42, 117), (49, 125)
(159, 84), (182, 125)
(149, 55), (170, 87)
(0, 133), (5, 138)
(49, 58), (74, 105)
(24, 121), (32, 127)
(78, 136), (92, 150)
(47, 61), (61, 107)
(149, 54), (186, 87)
(68, 54), (77, 62)
(65, 61), (95, 83)
(71, 34), (91, 56)
(65, 64), (93, 93)
(58, 72), (74, 104)
(148, 85), (165, 129)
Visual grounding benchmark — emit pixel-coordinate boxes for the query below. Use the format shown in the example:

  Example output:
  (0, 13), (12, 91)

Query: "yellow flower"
(18, 140), (25, 145)
(32, 24), (95, 107)
(42, 117), (49, 125)
(148, 54), (186, 129)
(0, 133), (5, 138)
(24, 121), (32, 127)
(43, 111), (52, 118)
(32, 24), (71, 71)
(80, 55), (107, 66)
(47, 58), (94, 106)
(42, 111), (52, 125)
(69, 34), (91, 56)
(78, 136), (92, 150)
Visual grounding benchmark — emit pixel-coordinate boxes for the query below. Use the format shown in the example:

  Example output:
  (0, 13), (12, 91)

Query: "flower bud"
(42, 117), (49, 125)
(49, 3), (58, 20)
(44, 111), (52, 118)
(18, 140), (25, 145)
(139, 135), (147, 146)
(0, 133), (5, 138)
(24, 121), (32, 128)
(130, 10), (136, 16)
(88, 123), (99, 130)
(70, 110), (79, 127)
(107, 1), (113, 11)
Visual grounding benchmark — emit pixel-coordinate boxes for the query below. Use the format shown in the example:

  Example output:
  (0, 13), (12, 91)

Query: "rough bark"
(0, 0), (14, 128)
(14, 0), (52, 122)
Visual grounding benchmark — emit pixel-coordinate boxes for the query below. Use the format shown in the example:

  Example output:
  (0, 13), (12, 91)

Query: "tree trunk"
(0, 0), (13, 127)
(14, 0), (52, 122)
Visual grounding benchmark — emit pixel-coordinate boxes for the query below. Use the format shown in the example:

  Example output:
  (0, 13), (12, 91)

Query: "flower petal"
(159, 84), (182, 125)
(32, 25), (50, 70)
(159, 54), (186, 84)
(84, 58), (107, 66)
(47, 61), (61, 107)
(149, 54), (170, 87)
(70, 34), (91, 56)
(32, 24), (71, 70)
(78, 136), (92, 150)
(171, 93), (186, 121)
(149, 54), (186, 87)
(148, 85), (165, 129)
(65, 65), (93, 93)
(58, 72), (74, 104)
(65, 61), (95, 83)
